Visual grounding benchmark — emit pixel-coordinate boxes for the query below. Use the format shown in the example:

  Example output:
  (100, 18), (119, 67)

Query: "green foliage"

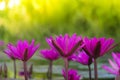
(0, 0), (120, 46)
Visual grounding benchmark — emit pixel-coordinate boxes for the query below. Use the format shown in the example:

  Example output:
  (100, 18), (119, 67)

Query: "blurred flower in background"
(40, 49), (60, 61)
(102, 52), (120, 75)
(71, 50), (93, 65)
(0, 41), (4, 46)
(62, 69), (81, 80)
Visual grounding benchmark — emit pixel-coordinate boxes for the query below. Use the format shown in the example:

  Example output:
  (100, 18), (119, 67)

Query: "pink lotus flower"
(62, 69), (81, 80)
(0, 40), (4, 46)
(40, 49), (60, 80)
(46, 33), (83, 80)
(40, 49), (60, 61)
(71, 50), (93, 65)
(102, 52), (120, 75)
(7, 39), (39, 80)
(83, 37), (115, 59)
(7, 39), (40, 61)
(83, 37), (115, 80)
(46, 33), (83, 57)
(70, 50), (93, 80)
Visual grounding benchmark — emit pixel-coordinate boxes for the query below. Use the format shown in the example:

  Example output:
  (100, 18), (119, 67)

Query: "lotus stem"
(49, 61), (53, 80)
(64, 58), (68, 80)
(0, 65), (2, 79)
(94, 59), (98, 80)
(47, 67), (49, 79)
(29, 64), (33, 79)
(23, 61), (28, 80)
(47, 61), (53, 80)
(88, 65), (92, 80)
(115, 75), (120, 80)
(13, 60), (16, 79)
(4, 63), (7, 78)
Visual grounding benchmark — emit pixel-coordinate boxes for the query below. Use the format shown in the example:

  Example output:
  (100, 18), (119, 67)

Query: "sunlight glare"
(8, 0), (20, 8)
(0, 1), (5, 10)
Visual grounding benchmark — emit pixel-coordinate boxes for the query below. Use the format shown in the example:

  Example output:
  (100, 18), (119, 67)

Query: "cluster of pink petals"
(62, 69), (81, 80)
(40, 49), (60, 61)
(102, 52), (120, 75)
(46, 34), (83, 57)
(71, 50), (93, 65)
(6, 40), (40, 61)
(83, 37), (115, 59)
(4, 48), (17, 60)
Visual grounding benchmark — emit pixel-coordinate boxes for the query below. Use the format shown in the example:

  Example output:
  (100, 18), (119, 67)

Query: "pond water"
(0, 52), (115, 80)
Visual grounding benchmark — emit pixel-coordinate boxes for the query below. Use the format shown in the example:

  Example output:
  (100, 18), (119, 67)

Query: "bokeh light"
(0, 1), (5, 10)
(0, 0), (20, 10)
(8, 0), (20, 9)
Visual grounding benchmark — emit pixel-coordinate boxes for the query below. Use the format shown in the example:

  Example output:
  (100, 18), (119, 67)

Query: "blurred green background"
(0, 0), (120, 79)
(0, 0), (120, 46)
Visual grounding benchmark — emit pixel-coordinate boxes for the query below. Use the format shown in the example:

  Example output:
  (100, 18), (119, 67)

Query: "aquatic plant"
(71, 50), (93, 80)
(40, 49), (60, 80)
(46, 33), (83, 80)
(7, 40), (40, 80)
(102, 52), (120, 80)
(83, 37), (115, 80)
